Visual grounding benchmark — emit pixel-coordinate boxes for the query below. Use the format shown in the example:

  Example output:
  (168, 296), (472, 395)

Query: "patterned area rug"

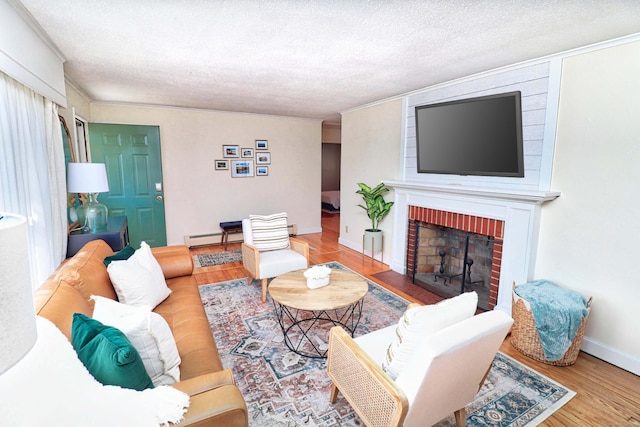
(198, 262), (575, 426)
(193, 249), (243, 267)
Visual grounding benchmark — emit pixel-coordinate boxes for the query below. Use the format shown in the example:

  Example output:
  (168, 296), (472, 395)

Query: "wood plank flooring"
(191, 211), (640, 426)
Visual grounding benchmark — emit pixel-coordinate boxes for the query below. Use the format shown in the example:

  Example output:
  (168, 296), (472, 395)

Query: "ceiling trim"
(89, 100), (324, 123)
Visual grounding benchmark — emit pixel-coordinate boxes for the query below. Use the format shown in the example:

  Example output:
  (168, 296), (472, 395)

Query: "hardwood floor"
(191, 211), (640, 426)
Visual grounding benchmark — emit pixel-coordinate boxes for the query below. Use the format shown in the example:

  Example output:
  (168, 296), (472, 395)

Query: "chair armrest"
(241, 242), (260, 279)
(289, 237), (309, 263)
(171, 370), (248, 427)
(151, 245), (194, 279)
(327, 327), (408, 427)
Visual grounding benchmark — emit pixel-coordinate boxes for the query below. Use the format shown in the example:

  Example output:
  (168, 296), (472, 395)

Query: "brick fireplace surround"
(406, 206), (505, 309)
(385, 181), (560, 313)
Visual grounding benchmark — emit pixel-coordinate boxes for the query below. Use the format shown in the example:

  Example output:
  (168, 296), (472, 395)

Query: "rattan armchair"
(327, 309), (514, 427)
(241, 215), (309, 302)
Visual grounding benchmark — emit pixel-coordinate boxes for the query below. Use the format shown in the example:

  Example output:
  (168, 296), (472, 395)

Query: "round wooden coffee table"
(269, 268), (368, 358)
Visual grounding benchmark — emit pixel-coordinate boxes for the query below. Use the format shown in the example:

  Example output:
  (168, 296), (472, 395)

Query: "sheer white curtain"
(0, 72), (67, 291)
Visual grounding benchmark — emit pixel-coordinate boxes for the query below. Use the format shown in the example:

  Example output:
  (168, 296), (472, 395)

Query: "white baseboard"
(338, 236), (387, 263)
(338, 236), (358, 252)
(296, 226), (323, 235)
(580, 337), (640, 376)
(184, 224), (299, 247)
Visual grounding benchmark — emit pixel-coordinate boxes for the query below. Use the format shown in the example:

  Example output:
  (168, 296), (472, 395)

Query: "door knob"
(156, 195), (163, 201)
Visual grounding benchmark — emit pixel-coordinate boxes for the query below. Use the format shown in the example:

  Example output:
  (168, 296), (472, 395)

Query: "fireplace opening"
(405, 206), (505, 311)
(410, 223), (495, 310)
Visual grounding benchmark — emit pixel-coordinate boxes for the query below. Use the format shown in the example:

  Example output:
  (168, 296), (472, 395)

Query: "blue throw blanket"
(515, 280), (589, 361)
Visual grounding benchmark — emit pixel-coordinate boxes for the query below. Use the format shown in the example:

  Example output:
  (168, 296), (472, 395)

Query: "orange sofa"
(34, 239), (248, 427)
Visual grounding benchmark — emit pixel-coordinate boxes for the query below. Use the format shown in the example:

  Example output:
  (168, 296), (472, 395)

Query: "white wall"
(89, 103), (322, 245)
(535, 40), (640, 373)
(339, 99), (403, 262)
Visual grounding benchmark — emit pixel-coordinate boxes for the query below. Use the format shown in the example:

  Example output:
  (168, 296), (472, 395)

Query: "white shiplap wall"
(401, 60), (560, 192)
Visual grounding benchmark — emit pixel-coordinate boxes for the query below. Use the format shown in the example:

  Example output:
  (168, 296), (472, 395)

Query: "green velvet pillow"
(71, 313), (154, 391)
(103, 245), (136, 266)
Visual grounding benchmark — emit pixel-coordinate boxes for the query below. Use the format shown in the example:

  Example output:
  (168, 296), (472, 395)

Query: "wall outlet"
(345, 225), (348, 233)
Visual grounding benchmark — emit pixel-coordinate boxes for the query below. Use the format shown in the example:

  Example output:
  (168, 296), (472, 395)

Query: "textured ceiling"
(14, 0), (640, 123)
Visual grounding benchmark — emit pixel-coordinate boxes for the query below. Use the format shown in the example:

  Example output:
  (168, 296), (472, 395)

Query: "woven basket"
(510, 288), (592, 366)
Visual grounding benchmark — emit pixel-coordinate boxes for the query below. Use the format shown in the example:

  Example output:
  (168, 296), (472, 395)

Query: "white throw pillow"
(91, 296), (181, 386)
(382, 291), (478, 379)
(107, 241), (171, 309)
(249, 212), (291, 251)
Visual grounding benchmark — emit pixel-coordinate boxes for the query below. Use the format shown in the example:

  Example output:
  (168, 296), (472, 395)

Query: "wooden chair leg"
(329, 383), (339, 403)
(261, 278), (268, 303)
(454, 408), (466, 427)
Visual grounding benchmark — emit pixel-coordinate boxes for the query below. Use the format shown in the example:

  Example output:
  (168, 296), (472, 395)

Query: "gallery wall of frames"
(214, 139), (271, 177)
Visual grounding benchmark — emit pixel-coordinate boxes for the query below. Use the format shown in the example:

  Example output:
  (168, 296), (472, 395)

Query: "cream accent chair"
(327, 307), (514, 427)
(241, 217), (309, 302)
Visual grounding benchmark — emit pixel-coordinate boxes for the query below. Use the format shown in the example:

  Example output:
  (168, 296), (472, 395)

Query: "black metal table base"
(272, 299), (364, 358)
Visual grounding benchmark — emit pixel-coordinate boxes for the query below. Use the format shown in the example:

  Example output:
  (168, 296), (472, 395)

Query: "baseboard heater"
(184, 224), (297, 247)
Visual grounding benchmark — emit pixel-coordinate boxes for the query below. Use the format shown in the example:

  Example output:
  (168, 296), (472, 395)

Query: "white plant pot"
(364, 229), (383, 252)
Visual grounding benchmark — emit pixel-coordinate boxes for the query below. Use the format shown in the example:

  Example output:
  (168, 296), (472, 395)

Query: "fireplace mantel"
(384, 180), (560, 314)
(384, 181), (560, 205)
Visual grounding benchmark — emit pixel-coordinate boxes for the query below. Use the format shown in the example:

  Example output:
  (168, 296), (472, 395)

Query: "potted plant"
(356, 182), (394, 253)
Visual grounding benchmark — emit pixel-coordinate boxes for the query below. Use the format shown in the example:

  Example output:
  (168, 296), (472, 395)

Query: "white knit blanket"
(0, 316), (189, 426)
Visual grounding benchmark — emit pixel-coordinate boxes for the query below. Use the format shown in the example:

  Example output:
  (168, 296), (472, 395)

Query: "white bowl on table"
(303, 265), (332, 289)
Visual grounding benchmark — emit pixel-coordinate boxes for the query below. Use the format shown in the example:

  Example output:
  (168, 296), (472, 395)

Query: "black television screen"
(415, 91), (524, 177)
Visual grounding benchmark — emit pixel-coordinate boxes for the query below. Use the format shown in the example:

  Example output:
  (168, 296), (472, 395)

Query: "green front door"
(88, 123), (167, 248)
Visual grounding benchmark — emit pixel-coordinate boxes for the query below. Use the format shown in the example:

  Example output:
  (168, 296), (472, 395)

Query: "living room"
(62, 34), (640, 378)
(2, 1), (640, 425)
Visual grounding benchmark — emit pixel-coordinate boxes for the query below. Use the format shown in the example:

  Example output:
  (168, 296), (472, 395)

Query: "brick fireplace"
(405, 206), (505, 309)
(385, 181), (559, 313)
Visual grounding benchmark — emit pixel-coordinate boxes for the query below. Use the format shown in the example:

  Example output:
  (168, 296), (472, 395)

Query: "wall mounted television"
(415, 91), (524, 177)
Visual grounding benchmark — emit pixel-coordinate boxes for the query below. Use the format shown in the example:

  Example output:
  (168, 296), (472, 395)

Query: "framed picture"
(255, 139), (268, 150)
(241, 148), (254, 158)
(223, 145), (239, 158)
(256, 166), (269, 176)
(256, 152), (271, 165)
(231, 160), (254, 178)
(214, 159), (229, 170)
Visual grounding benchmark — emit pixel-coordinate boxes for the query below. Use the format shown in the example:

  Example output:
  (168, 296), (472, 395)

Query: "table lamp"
(67, 162), (110, 233)
(0, 213), (37, 375)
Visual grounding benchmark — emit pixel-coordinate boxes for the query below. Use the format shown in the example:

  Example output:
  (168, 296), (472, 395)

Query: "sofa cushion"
(154, 275), (224, 379)
(249, 212), (290, 251)
(107, 241), (171, 309)
(91, 296), (181, 386)
(382, 291), (478, 379)
(71, 313), (154, 391)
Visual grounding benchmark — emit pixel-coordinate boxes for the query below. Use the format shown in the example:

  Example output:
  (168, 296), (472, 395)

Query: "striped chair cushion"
(249, 212), (291, 251)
